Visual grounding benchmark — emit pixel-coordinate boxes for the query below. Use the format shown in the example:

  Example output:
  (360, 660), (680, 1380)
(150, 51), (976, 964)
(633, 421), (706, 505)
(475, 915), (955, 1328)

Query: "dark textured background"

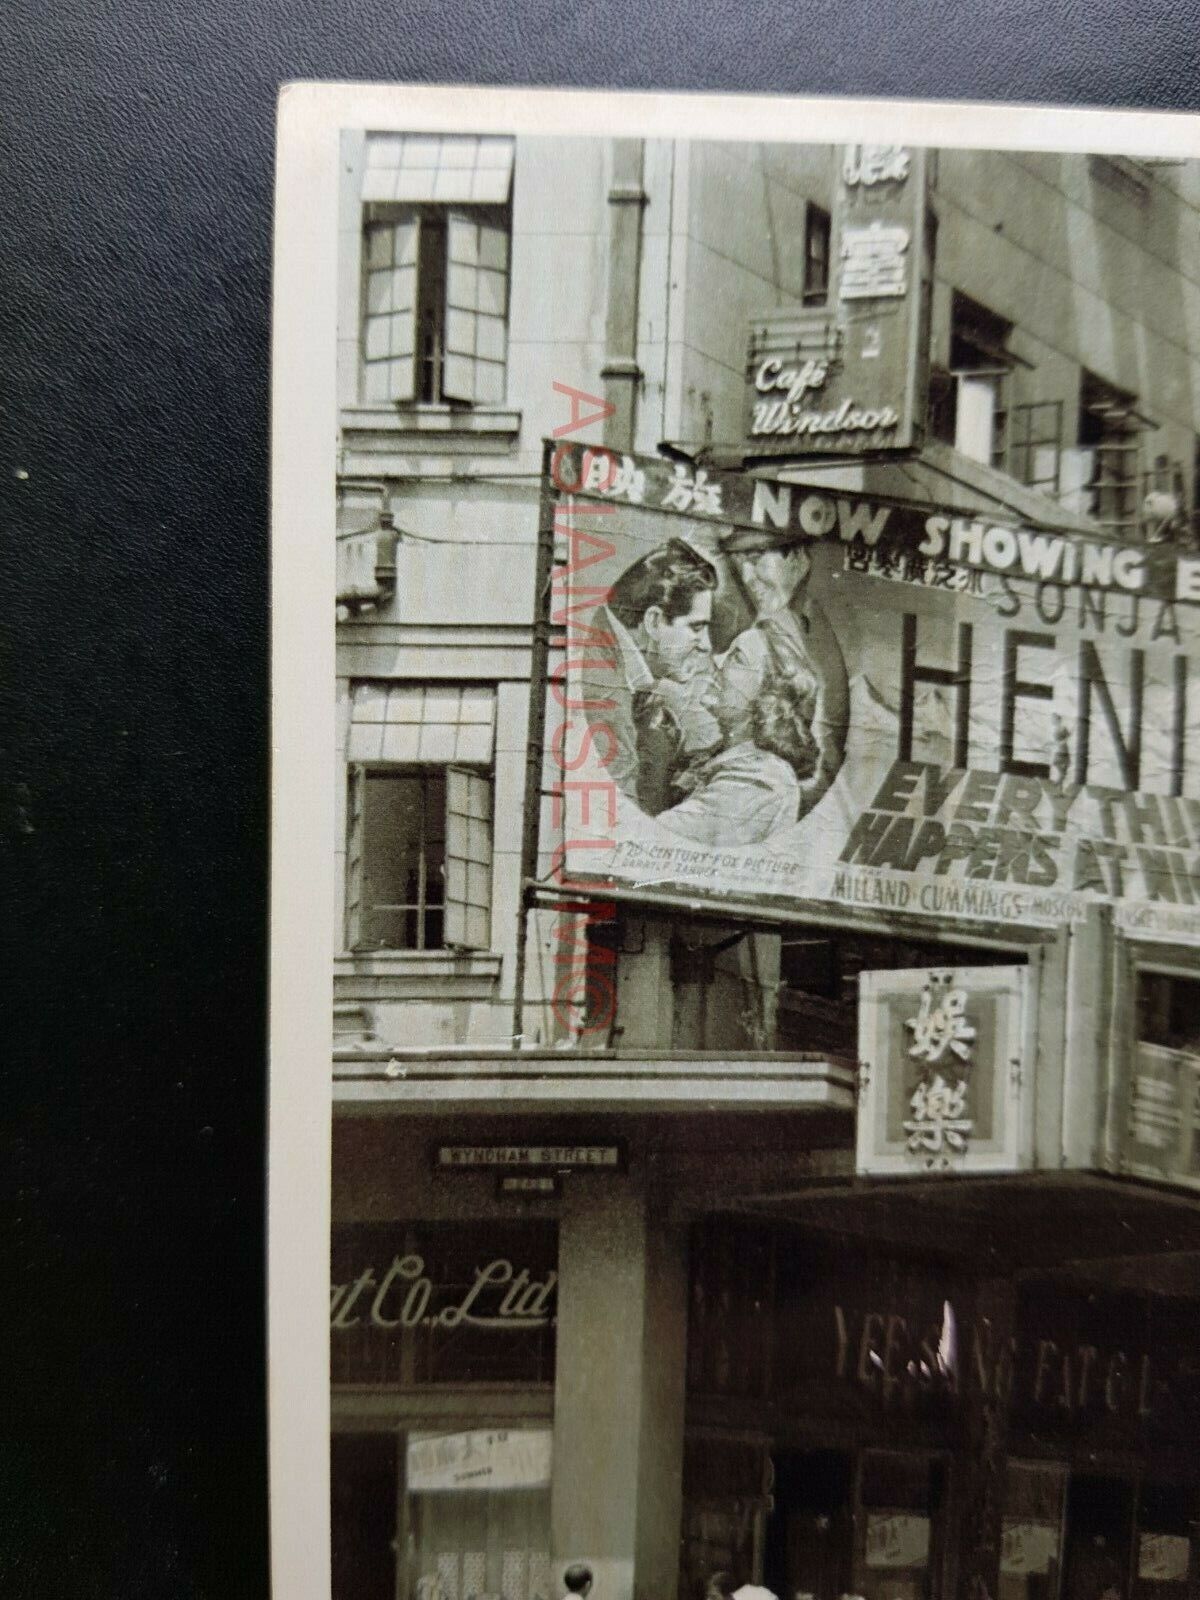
(2, 2), (1198, 1594)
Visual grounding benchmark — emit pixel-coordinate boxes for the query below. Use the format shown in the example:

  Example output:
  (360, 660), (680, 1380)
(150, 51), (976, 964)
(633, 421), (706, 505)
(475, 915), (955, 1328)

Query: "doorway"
(764, 1450), (945, 1600)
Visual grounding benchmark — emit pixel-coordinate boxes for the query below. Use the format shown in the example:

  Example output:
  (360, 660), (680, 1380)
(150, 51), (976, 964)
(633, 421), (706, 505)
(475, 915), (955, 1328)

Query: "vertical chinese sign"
(744, 143), (931, 458)
(856, 965), (1031, 1175)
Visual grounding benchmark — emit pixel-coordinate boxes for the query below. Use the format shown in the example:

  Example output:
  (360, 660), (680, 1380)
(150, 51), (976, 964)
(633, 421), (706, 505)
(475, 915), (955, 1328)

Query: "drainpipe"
(602, 139), (647, 452)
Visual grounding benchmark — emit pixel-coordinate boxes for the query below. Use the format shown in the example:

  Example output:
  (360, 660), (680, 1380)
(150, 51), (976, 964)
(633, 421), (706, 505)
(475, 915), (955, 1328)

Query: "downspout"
(602, 139), (648, 451)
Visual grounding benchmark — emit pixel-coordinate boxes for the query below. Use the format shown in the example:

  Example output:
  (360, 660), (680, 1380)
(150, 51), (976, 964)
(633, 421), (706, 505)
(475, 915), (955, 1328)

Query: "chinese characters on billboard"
(856, 965), (1029, 1176)
(546, 441), (1200, 942)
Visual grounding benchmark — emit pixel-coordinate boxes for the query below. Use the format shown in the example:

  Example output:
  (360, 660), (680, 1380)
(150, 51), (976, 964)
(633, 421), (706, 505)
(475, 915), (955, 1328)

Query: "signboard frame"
(434, 1141), (628, 1175)
(743, 143), (932, 462)
(856, 964), (1035, 1176)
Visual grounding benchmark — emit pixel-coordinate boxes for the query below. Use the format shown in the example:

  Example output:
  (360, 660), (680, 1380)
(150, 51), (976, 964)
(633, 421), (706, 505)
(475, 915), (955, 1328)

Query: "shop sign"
(1138, 1534), (1191, 1582)
(1001, 1522), (1060, 1576)
(690, 1222), (1200, 1449)
(1116, 1042), (1200, 1190)
(824, 1287), (1192, 1441)
(744, 145), (929, 458)
(865, 1512), (930, 1569)
(857, 966), (1029, 1174)
(330, 1223), (557, 1388)
(547, 441), (1200, 942)
(330, 1251), (556, 1332)
(406, 1428), (552, 1493)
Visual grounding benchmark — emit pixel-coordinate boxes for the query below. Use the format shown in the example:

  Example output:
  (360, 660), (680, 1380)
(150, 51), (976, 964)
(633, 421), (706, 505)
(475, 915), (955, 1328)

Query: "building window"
(928, 291), (1016, 469)
(360, 134), (513, 406)
(1074, 369), (1147, 537)
(345, 683), (495, 952)
(803, 204), (831, 305)
(1138, 969), (1200, 1053)
(1007, 399), (1065, 496)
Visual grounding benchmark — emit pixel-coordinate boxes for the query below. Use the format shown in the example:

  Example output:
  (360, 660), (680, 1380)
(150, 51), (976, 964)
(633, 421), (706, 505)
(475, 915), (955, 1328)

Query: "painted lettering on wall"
(830, 1303), (1171, 1427)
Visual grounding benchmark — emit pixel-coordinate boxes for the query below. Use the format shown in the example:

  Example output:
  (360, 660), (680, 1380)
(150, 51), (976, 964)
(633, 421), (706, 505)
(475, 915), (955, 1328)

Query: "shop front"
(681, 1219), (1200, 1600)
(330, 1220), (558, 1600)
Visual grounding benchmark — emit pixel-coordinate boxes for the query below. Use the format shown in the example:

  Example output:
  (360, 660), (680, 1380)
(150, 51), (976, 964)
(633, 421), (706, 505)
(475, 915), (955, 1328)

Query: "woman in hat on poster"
(718, 524), (848, 798)
(656, 664), (821, 847)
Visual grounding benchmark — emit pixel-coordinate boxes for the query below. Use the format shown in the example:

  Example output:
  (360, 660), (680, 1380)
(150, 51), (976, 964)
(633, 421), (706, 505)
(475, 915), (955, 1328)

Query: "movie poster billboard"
(547, 441), (1200, 942)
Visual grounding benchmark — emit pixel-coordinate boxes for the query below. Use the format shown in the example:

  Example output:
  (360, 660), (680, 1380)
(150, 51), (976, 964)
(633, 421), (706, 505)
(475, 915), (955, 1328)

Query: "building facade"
(331, 129), (1200, 1600)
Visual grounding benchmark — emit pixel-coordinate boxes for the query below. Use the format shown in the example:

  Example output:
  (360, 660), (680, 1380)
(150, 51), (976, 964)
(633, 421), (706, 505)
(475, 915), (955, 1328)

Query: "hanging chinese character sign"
(744, 145), (931, 459)
(857, 965), (1031, 1176)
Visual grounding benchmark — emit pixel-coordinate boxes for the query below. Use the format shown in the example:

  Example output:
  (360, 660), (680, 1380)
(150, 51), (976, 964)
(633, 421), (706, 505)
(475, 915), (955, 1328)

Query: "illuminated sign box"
(856, 966), (1033, 1176)
(745, 144), (930, 460)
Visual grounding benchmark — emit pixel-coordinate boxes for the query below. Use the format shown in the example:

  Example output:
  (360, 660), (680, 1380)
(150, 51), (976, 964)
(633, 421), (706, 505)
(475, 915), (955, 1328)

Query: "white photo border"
(269, 81), (1200, 1600)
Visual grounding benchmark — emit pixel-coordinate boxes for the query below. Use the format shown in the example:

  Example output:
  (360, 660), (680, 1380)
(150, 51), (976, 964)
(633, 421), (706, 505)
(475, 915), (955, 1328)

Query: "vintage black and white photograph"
(271, 86), (1200, 1600)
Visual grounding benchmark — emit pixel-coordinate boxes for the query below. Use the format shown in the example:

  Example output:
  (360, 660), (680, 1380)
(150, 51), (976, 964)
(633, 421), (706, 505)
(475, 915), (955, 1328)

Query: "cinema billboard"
(545, 441), (1200, 942)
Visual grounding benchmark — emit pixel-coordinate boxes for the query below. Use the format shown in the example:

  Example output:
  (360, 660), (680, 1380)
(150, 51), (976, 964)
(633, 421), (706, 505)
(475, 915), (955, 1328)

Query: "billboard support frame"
(511, 440), (560, 1050)
(524, 876), (1053, 951)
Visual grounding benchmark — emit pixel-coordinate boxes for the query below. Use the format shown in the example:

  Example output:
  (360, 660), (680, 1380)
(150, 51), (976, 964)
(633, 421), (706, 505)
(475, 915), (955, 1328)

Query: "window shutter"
(443, 766), (493, 950)
(954, 374), (999, 466)
(362, 216), (418, 403)
(442, 209), (509, 406)
(345, 767), (366, 950)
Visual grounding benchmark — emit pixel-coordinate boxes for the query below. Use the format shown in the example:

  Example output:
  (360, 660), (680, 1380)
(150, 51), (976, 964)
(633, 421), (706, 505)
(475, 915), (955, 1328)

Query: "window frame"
(1077, 370), (1149, 538)
(930, 290), (1021, 470)
(360, 199), (512, 410)
(802, 202), (832, 307)
(345, 760), (494, 956)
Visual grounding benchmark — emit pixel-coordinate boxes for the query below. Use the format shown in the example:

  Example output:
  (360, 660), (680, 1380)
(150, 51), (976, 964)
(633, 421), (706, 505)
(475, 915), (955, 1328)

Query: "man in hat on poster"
(583, 537), (724, 816)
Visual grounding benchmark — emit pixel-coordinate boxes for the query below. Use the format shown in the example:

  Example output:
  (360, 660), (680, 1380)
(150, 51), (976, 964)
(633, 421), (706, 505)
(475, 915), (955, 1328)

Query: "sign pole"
(511, 440), (559, 1048)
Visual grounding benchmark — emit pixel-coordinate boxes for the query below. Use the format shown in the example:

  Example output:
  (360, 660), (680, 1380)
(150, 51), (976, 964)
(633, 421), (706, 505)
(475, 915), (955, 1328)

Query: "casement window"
(360, 133), (514, 407)
(928, 291), (1019, 469)
(1074, 369), (1150, 538)
(1007, 399), (1065, 496)
(802, 204), (831, 305)
(345, 684), (495, 952)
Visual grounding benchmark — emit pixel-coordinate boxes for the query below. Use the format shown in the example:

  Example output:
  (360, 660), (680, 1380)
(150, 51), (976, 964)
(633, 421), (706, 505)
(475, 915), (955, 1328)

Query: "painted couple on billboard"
(583, 525), (850, 848)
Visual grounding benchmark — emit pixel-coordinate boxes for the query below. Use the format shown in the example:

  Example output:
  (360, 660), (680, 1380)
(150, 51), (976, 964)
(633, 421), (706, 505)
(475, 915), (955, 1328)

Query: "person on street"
(560, 1563), (594, 1600)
